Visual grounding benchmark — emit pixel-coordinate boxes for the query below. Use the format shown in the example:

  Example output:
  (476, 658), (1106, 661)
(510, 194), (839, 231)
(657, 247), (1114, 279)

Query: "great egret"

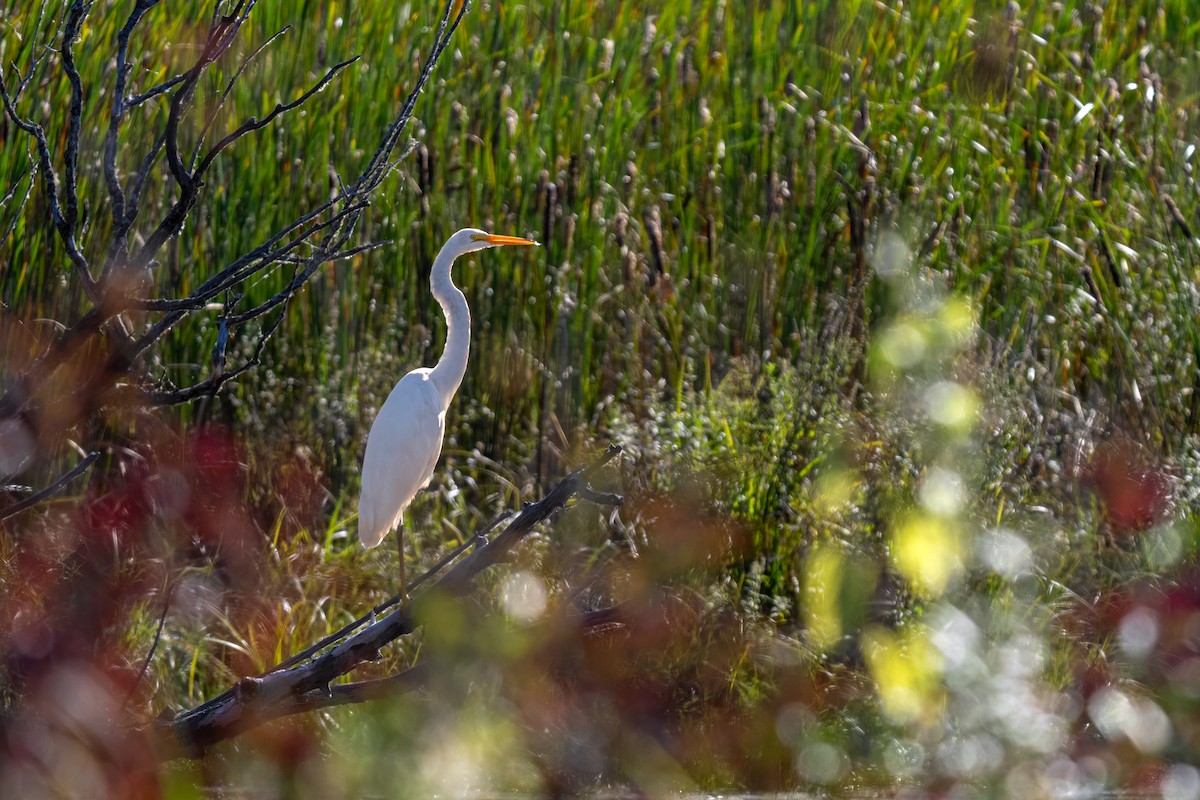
(358, 228), (537, 589)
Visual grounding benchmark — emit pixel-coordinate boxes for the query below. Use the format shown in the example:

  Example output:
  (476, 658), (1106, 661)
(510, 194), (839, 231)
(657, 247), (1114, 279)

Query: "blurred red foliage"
(0, 423), (279, 795)
(1083, 439), (1172, 536)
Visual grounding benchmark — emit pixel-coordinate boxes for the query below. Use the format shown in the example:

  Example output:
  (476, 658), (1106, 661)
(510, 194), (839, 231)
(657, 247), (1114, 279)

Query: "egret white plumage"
(358, 228), (537, 590)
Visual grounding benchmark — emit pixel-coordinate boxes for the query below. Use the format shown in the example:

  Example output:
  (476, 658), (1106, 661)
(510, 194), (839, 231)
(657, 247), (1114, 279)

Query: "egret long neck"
(428, 247), (471, 408)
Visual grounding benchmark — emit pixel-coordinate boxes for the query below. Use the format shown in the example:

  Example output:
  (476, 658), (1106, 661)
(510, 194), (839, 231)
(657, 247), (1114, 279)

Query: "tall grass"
(7, 1), (1200, 477)
(6, 0), (1200, 659)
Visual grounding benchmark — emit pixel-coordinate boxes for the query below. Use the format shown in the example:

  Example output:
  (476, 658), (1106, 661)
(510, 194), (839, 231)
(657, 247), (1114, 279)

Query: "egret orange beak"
(474, 233), (539, 247)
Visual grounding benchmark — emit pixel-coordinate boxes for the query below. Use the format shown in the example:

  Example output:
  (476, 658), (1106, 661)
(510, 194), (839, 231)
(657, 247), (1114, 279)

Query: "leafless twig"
(0, 24), (98, 302)
(192, 599), (630, 724)
(104, 0), (160, 237)
(0, 451), (99, 522)
(123, 578), (173, 712)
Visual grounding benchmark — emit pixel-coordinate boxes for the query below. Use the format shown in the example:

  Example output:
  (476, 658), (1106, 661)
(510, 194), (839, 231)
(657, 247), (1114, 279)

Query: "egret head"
(449, 227), (539, 256)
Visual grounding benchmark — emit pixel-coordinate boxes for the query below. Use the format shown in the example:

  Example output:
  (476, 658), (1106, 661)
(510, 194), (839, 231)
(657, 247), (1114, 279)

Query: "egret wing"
(358, 369), (445, 548)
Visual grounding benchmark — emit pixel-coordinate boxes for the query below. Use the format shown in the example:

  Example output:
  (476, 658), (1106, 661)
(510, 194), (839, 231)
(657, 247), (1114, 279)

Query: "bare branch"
(195, 56), (360, 178)
(203, 600), (629, 732)
(119, 132), (168, 238)
(8, 0), (55, 105)
(134, 197), (368, 315)
(130, 11), (286, 272)
(289, 663), (434, 710)
(0, 51), (99, 303)
(191, 24), (293, 170)
(163, 13), (244, 192)
(123, 578), (172, 712)
(0, 451), (99, 522)
(144, 303), (288, 406)
(130, 5), (263, 117)
(126, 73), (187, 108)
(59, 0), (91, 235)
(355, 0), (471, 196)
(0, 161), (33, 249)
(0, 164), (30, 210)
(210, 236), (393, 328)
(577, 485), (625, 506)
(105, 0), (161, 229)
(224, 260), (325, 325)
(272, 510), (516, 674)
(273, 240), (392, 265)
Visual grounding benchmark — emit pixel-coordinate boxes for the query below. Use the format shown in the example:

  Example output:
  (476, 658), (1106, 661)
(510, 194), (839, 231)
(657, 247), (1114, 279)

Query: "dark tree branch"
(153, 446), (624, 759)
(577, 486), (625, 506)
(144, 301), (288, 406)
(224, 255), (334, 325)
(0, 45), (98, 303)
(290, 663), (434, 710)
(8, 0), (55, 105)
(272, 509), (516, 674)
(150, 16), (245, 254)
(0, 451), (99, 522)
(191, 23), (293, 171)
(123, 578), (172, 711)
(0, 161), (33, 248)
(357, 0), (470, 193)
(135, 198), (369, 313)
(273, 240), (392, 265)
(160, 0), (260, 199)
(116, 131), (168, 254)
(59, 1), (90, 235)
(215, 600), (630, 728)
(104, 0), (160, 234)
(194, 55), (360, 178)
(0, 164), (30, 210)
(0, 0), (472, 519)
(126, 72), (187, 109)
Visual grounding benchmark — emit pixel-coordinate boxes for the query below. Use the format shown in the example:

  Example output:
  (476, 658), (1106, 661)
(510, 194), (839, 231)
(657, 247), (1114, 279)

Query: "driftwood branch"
(192, 600), (629, 728)
(271, 509), (516, 675)
(165, 598), (628, 738)
(153, 445), (624, 759)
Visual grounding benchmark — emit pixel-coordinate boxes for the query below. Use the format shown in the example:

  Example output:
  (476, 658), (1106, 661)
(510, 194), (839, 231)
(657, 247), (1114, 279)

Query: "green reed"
(0, 1), (1192, 446)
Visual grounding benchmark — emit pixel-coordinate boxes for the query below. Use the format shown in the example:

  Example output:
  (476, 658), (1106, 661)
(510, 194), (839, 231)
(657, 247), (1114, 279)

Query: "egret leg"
(391, 512), (512, 600)
(395, 532), (407, 603)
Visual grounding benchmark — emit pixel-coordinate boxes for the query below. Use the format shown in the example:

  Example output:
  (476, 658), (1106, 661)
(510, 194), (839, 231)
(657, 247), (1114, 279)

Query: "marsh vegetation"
(2, 0), (1200, 796)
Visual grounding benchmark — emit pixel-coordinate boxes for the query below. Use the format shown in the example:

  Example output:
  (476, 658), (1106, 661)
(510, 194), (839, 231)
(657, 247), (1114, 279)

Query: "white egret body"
(358, 229), (537, 565)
